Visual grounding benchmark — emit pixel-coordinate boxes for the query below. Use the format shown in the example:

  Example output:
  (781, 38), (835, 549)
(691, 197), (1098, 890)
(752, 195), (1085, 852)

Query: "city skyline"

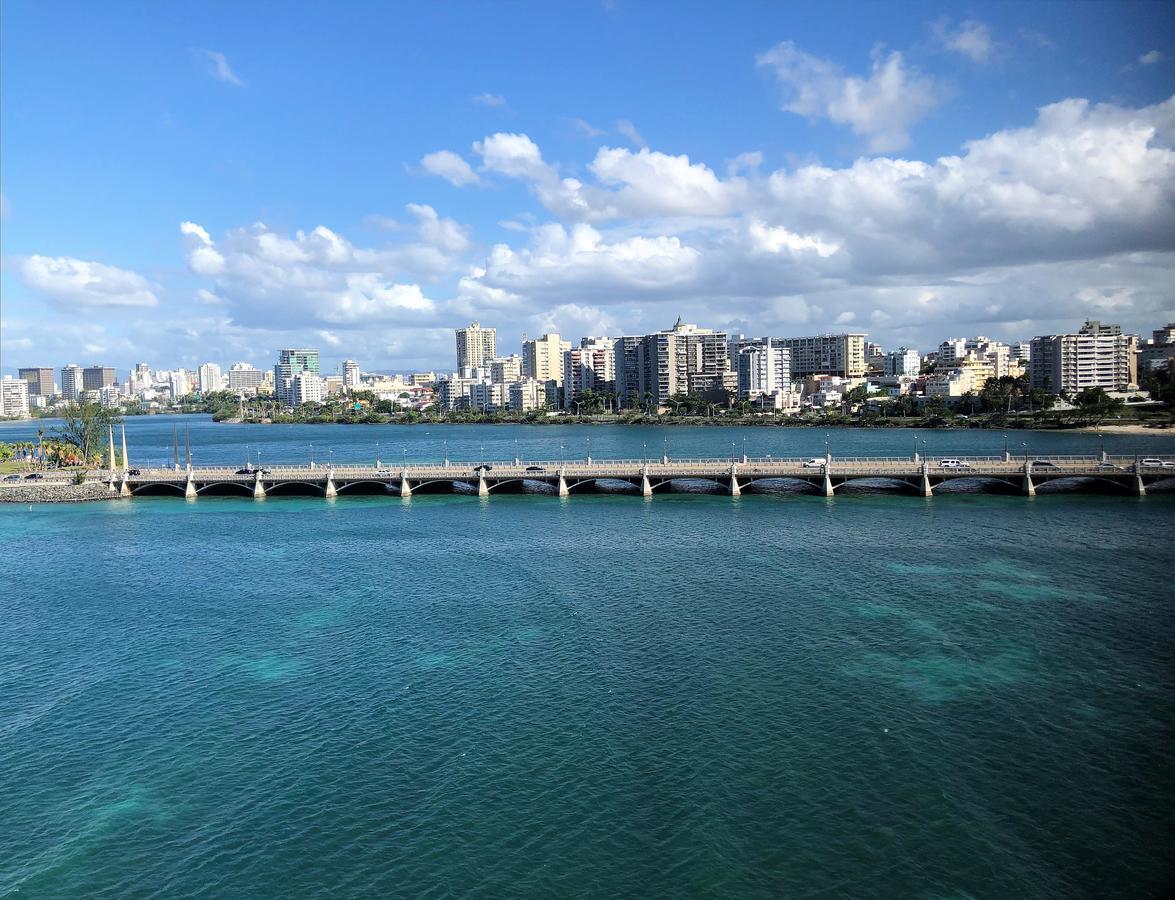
(2, 2), (1174, 374)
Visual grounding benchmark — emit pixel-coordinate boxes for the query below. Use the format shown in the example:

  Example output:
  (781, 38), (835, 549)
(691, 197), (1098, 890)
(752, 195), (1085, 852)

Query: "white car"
(1139, 458), (1175, 468)
(939, 458), (971, 469)
(802, 458), (825, 468)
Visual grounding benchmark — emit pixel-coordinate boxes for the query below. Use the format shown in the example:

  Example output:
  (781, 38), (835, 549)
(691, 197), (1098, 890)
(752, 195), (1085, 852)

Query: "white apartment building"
(509, 378), (548, 412)
(884, 348), (920, 377)
(455, 322), (497, 369)
(490, 355), (523, 384)
(1029, 320), (1133, 393)
(343, 360), (361, 388)
(563, 337), (616, 409)
(293, 372), (328, 405)
(227, 363), (264, 396)
(1, 376), (30, 418)
(736, 339), (790, 399)
(169, 370), (190, 400)
(61, 364), (84, 401)
(198, 363), (223, 393)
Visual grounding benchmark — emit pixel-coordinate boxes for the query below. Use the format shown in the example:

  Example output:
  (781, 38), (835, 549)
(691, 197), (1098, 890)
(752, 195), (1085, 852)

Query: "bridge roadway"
(105, 453), (1170, 499)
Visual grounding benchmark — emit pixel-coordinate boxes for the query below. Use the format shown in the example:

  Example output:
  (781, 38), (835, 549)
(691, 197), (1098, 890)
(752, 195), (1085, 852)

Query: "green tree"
(54, 401), (123, 465)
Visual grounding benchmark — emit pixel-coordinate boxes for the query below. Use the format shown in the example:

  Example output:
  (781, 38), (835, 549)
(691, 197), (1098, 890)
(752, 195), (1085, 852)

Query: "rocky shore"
(0, 482), (119, 503)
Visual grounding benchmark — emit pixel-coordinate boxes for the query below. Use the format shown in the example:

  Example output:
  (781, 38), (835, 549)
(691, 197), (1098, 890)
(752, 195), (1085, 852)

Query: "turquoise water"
(2, 424), (1174, 897)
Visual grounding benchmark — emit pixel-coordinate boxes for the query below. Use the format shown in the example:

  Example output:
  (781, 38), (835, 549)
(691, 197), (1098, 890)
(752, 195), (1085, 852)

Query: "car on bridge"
(24, 473), (45, 481)
(525, 465), (545, 473)
(1095, 462), (1125, 471)
(1029, 460), (1059, 469)
(127, 469), (141, 476)
(939, 458), (971, 469)
(235, 467), (254, 475)
(1140, 458), (1175, 468)
(473, 464), (493, 474)
(802, 458), (825, 468)
(3, 474), (22, 482)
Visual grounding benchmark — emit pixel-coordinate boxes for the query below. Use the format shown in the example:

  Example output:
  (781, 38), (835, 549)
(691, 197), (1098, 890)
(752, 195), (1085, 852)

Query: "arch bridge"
(106, 454), (1171, 500)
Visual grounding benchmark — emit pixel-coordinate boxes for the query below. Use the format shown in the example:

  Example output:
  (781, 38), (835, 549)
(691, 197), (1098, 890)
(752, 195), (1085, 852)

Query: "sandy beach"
(1066, 424), (1174, 436)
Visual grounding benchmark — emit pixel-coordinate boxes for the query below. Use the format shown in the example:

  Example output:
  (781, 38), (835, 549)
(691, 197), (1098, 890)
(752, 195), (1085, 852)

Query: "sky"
(1, 0), (1174, 377)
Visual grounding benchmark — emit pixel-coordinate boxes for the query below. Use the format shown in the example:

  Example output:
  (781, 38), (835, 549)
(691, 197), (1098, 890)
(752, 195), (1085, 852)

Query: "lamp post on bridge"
(515, 439), (520, 466)
(376, 440), (380, 468)
(662, 439), (668, 465)
(560, 444), (566, 466)
(731, 441), (736, 463)
(443, 439), (449, 468)
(642, 442), (647, 464)
(742, 435), (748, 464)
(402, 448), (407, 470)
(913, 433), (919, 465)
(310, 442), (315, 469)
(586, 436), (591, 464)
(1098, 432), (1106, 463)
(1003, 433), (1009, 463)
(824, 433), (831, 466)
(328, 448), (333, 472)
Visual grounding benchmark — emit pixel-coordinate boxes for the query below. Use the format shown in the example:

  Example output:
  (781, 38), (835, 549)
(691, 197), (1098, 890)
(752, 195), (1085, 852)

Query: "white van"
(939, 458), (971, 469)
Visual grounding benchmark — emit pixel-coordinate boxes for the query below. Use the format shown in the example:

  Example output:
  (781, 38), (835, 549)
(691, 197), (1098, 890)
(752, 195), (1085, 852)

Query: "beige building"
(522, 332), (571, 386)
(1, 375), (31, 418)
(1030, 320), (1134, 393)
(779, 333), (867, 379)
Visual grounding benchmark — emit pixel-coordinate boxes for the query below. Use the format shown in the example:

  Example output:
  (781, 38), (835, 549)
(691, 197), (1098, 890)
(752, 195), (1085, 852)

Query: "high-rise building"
(198, 363), (223, 393)
(884, 348), (921, 377)
(274, 349), (321, 407)
(563, 338), (616, 409)
(169, 370), (190, 399)
(82, 366), (117, 391)
(736, 339), (790, 399)
(455, 322), (497, 370)
(130, 363), (153, 394)
(1, 376), (30, 418)
(342, 360), (361, 388)
(60, 365), (84, 401)
(293, 371), (327, 405)
(1029, 320), (1133, 393)
(778, 334), (867, 379)
(18, 367), (55, 397)
(522, 333), (570, 385)
(227, 363), (264, 396)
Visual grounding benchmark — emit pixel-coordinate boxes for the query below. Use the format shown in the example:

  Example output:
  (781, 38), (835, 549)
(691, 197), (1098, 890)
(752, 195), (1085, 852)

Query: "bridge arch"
(132, 482), (188, 497)
(266, 481), (328, 496)
(196, 482), (255, 497)
(740, 476), (824, 495)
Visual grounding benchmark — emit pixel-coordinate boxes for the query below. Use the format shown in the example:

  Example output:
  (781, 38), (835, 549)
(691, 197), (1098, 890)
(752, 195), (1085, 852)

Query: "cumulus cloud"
(178, 215), (467, 329)
(1139, 50), (1162, 66)
(194, 49), (243, 86)
(932, 18), (997, 63)
(420, 150), (480, 186)
(757, 41), (942, 152)
(22, 256), (159, 308)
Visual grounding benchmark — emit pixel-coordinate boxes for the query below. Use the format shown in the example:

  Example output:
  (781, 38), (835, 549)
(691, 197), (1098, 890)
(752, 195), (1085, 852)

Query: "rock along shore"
(0, 482), (119, 504)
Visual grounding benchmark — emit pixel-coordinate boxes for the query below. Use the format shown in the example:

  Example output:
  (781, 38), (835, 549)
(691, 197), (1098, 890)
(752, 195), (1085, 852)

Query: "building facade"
(60, 365), (84, 401)
(18, 367), (55, 397)
(342, 360), (361, 388)
(274, 349), (321, 407)
(1029, 320), (1133, 393)
(82, 366), (116, 391)
(1, 376), (30, 418)
(521, 333), (570, 386)
(736, 339), (790, 399)
(779, 333), (866, 379)
(562, 338), (616, 409)
(227, 363), (264, 396)
(455, 322), (497, 370)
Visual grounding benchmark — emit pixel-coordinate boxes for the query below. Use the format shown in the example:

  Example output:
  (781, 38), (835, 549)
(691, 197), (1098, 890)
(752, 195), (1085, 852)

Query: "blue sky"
(2, 0), (1173, 376)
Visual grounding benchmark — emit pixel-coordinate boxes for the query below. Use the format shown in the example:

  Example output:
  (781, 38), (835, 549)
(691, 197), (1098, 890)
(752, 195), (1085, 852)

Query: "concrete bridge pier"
(324, 476), (338, 499)
(1022, 472), (1035, 497)
(400, 472), (412, 497)
(640, 467), (653, 497)
(557, 470), (570, 498)
(822, 471), (834, 498)
(118, 478), (132, 498)
(253, 472), (267, 500)
(1134, 475), (1146, 497)
(920, 471), (933, 497)
(185, 475), (197, 499)
(477, 475), (489, 497)
(728, 471), (741, 496)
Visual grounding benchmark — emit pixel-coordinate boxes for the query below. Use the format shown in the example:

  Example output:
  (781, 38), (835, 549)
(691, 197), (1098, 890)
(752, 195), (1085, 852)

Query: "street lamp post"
(1003, 433), (1009, 463)
(1022, 442), (1029, 469)
(586, 436), (591, 463)
(443, 439), (448, 467)
(662, 439), (668, 464)
(642, 442), (647, 464)
(912, 433), (918, 464)
(376, 440), (380, 468)
(1098, 432), (1106, 462)
(328, 449), (333, 470)
(560, 444), (566, 466)
(742, 435), (747, 464)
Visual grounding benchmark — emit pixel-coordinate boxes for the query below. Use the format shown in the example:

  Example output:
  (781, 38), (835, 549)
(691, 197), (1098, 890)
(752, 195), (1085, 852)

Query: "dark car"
(259, 468), (272, 476)
(473, 464), (493, 474)
(525, 465), (545, 473)
(127, 468), (141, 476)
(235, 467), (254, 475)
(24, 473), (45, 481)
(3, 474), (22, 482)
(1029, 460), (1059, 469)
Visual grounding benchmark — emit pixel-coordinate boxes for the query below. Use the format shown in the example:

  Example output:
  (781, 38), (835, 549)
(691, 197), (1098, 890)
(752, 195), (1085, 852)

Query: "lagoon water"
(2, 418), (1174, 897)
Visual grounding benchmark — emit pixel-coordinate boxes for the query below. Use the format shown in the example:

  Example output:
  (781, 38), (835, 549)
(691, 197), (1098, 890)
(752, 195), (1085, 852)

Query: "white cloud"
(195, 288), (223, 305)
(472, 92), (507, 107)
(178, 218), (464, 329)
(420, 150), (480, 187)
(474, 132), (554, 180)
(757, 41), (941, 152)
(194, 49), (243, 86)
(615, 119), (646, 148)
(1140, 50), (1162, 66)
(21, 255), (159, 308)
(932, 18), (997, 63)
